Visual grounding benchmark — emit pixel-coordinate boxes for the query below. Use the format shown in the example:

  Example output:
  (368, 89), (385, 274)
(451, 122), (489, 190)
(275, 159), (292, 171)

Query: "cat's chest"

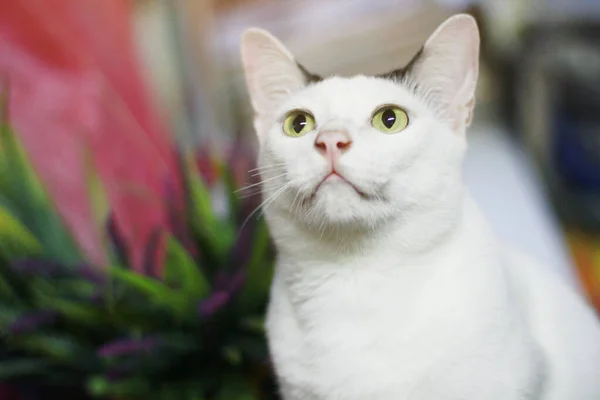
(268, 262), (467, 388)
(268, 271), (422, 398)
(266, 256), (528, 399)
(279, 260), (432, 335)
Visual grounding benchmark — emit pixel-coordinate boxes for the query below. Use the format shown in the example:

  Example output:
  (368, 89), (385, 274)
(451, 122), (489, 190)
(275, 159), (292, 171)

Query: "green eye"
(283, 110), (315, 137)
(371, 105), (409, 134)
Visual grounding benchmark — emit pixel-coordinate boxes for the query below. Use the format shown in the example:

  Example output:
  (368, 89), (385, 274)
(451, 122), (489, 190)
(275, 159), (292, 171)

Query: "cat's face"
(241, 15), (479, 233)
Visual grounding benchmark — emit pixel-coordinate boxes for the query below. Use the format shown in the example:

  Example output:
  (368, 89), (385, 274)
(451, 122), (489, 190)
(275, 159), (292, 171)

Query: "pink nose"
(314, 130), (352, 159)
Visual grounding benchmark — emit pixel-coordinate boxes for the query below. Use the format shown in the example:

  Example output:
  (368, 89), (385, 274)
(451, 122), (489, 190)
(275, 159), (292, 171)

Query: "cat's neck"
(267, 186), (488, 272)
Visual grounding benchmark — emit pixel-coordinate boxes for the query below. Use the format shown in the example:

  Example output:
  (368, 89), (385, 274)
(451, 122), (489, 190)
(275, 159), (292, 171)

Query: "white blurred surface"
(464, 124), (580, 289)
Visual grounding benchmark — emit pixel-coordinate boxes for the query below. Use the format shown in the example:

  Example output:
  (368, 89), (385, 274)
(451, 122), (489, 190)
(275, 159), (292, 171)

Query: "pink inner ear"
(451, 96), (475, 132)
(465, 97), (475, 125)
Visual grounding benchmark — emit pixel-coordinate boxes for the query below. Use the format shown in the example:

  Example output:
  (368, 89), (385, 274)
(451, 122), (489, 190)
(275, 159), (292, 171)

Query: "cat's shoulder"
(501, 243), (600, 341)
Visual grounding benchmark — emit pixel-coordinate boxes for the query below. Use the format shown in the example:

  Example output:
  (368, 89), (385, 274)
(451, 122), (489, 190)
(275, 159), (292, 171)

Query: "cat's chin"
(300, 181), (383, 227)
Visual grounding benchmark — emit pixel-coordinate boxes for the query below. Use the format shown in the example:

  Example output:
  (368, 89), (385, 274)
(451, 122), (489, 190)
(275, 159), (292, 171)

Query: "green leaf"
(87, 375), (150, 398)
(0, 94), (45, 203)
(237, 221), (273, 312)
(111, 377), (152, 396)
(164, 235), (209, 299)
(214, 376), (259, 400)
(83, 146), (111, 257)
(222, 165), (241, 222)
(147, 332), (198, 354)
(229, 336), (268, 362)
(49, 279), (97, 299)
(158, 388), (183, 400)
(0, 359), (52, 379)
(12, 334), (90, 363)
(177, 381), (206, 400)
(108, 266), (188, 317)
(184, 152), (234, 260)
(157, 385), (207, 400)
(0, 262), (30, 303)
(239, 316), (265, 334)
(182, 388), (206, 400)
(0, 305), (24, 332)
(222, 345), (242, 366)
(0, 275), (15, 301)
(0, 206), (43, 259)
(87, 375), (111, 397)
(109, 266), (171, 298)
(0, 118), (80, 264)
(36, 297), (102, 326)
(28, 276), (97, 299)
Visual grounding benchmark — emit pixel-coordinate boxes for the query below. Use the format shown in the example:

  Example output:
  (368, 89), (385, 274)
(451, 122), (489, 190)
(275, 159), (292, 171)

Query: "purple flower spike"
(227, 270), (246, 295)
(78, 264), (107, 285)
(98, 336), (160, 358)
(10, 259), (64, 277)
(213, 270), (245, 297)
(198, 291), (229, 317)
(142, 228), (163, 278)
(9, 310), (57, 334)
(230, 225), (253, 267)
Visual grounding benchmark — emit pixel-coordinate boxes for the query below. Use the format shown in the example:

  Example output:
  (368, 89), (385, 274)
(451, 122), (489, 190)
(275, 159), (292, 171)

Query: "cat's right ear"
(241, 29), (308, 120)
(407, 14), (480, 133)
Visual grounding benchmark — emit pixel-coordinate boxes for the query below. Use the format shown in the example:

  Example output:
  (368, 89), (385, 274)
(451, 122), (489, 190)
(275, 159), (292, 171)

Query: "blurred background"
(1, 0), (600, 398)
(133, 0), (600, 305)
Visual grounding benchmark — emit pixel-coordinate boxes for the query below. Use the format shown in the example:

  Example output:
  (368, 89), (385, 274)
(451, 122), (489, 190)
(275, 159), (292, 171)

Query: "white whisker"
(247, 163), (285, 174)
(250, 167), (286, 178)
(235, 173), (287, 193)
(238, 190), (263, 199)
(258, 184), (293, 219)
(290, 189), (303, 218)
(238, 182), (292, 233)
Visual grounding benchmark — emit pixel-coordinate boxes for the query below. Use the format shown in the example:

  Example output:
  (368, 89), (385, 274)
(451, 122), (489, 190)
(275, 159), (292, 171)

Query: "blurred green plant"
(0, 1), (277, 398)
(0, 101), (276, 399)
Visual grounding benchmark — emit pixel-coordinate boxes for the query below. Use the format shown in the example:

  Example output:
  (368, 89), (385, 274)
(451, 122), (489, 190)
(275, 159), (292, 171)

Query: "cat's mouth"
(311, 171), (372, 200)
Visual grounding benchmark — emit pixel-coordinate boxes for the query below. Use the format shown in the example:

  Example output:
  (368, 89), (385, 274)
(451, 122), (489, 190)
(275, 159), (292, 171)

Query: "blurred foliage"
(0, 1), (277, 398)
(0, 107), (276, 399)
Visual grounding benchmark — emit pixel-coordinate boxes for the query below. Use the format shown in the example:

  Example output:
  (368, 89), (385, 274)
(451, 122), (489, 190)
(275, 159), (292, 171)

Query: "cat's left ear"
(408, 14), (480, 133)
(241, 28), (316, 119)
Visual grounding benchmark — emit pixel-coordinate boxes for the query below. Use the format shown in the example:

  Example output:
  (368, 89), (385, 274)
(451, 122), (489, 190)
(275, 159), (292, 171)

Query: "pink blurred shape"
(0, 0), (182, 274)
(0, 383), (22, 400)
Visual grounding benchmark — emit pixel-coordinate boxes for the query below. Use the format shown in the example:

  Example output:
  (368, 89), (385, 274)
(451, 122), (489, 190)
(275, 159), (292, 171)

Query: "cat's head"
(241, 14), (479, 235)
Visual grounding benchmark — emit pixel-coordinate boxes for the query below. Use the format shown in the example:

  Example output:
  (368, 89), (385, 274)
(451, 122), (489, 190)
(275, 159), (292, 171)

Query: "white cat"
(240, 14), (600, 400)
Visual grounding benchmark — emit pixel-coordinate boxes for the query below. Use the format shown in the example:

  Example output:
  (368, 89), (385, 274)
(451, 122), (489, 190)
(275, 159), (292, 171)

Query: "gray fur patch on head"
(376, 46), (424, 81)
(297, 62), (323, 84)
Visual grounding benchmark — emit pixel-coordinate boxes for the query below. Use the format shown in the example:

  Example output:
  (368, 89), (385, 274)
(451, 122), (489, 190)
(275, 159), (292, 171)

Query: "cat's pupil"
(293, 114), (307, 133)
(382, 109), (396, 129)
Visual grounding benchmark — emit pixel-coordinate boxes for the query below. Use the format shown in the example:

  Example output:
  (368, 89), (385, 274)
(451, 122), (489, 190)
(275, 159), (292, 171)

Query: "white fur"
(241, 14), (600, 400)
